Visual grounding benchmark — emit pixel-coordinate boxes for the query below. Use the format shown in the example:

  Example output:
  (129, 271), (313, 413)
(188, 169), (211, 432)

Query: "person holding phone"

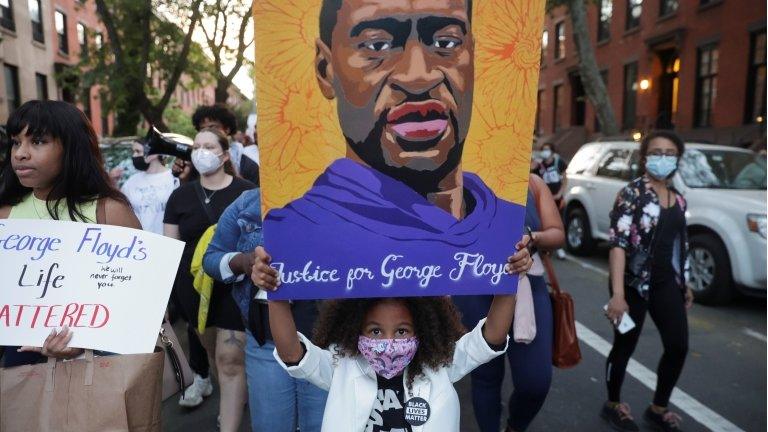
(602, 130), (694, 432)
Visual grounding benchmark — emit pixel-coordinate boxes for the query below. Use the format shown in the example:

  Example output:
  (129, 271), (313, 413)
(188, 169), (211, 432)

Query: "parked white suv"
(563, 141), (766, 305)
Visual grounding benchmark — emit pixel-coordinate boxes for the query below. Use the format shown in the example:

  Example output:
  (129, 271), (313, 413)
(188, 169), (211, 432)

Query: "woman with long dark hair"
(0, 100), (140, 366)
(602, 130), (693, 432)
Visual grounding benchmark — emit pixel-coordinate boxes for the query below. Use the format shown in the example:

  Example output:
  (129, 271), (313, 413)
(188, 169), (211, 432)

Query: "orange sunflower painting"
(254, 0), (546, 213)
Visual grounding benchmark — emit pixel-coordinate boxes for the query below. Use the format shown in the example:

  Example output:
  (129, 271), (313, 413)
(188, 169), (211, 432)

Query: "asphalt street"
(163, 248), (766, 432)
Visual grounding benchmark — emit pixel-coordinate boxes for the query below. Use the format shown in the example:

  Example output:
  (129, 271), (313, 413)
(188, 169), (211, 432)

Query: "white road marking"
(742, 327), (767, 342)
(562, 253), (609, 277)
(561, 254), (746, 431)
(576, 322), (745, 432)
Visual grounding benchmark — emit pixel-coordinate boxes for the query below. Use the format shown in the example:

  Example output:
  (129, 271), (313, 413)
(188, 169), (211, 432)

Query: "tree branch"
(156, 0), (203, 112)
(225, 0), (253, 82)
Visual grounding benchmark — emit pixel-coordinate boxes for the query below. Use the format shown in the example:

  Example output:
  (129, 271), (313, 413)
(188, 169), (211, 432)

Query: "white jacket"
(273, 318), (508, 432)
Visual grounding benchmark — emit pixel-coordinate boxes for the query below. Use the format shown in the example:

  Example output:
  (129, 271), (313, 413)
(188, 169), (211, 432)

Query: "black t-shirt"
(366, 374), (413, 432)
(651, 200), (685, 285)
(537, 156), (568, 196)
(164, 177), (255, 266)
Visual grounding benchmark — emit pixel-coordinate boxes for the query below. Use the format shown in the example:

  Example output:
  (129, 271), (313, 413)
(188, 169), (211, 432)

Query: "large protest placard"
(0, 219), (184, 354)
(254, 0), (545, 300)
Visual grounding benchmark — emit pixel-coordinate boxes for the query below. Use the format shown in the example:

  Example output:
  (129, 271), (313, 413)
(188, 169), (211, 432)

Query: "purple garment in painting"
(264, 158), (525, 299)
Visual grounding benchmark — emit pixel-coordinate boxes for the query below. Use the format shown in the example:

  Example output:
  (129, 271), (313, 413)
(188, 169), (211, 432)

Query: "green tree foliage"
(62, 0), (210, 136)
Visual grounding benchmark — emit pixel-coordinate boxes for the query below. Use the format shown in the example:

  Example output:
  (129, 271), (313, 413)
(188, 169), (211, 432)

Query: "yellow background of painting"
(254, 0), (545, 213)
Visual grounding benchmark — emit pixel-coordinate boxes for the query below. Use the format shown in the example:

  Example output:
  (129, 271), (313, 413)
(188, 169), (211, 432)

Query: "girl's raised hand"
(251, 246), (280, 291)
(506, 234), (533, 275)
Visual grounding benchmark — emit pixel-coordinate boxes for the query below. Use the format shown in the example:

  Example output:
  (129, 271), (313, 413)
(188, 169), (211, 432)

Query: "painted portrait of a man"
(255, 0), (544, 299)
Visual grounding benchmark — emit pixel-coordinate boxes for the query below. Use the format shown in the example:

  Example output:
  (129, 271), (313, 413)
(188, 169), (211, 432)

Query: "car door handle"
(585, 182), (596, 190)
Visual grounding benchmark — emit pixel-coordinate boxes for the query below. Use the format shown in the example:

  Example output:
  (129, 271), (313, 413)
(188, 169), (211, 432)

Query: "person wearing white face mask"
(602, 130), (693, 432)
(532, 142), (568, 259)
(163, 128), (255, 431)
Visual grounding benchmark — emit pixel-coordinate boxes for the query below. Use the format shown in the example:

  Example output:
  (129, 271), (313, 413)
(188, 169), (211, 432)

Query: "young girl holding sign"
(0, 100), (140, 367)
(250, 242), (532, 432)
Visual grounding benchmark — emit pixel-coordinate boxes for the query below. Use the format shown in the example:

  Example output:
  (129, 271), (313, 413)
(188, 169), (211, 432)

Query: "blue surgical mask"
(540, 149), (552, 160)
(646, 155), (678, 180)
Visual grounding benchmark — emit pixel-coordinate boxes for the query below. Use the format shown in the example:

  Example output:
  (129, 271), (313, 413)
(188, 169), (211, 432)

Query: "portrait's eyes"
(370, 328), (382, 336)
(432, 37), (461, 50)
(360, 39), (392, 52)
(10, 139), (20, 147)
(396, 328), (410, 337)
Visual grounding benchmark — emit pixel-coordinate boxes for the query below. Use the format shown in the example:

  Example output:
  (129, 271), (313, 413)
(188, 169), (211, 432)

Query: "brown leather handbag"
(542, 253), (582, 368)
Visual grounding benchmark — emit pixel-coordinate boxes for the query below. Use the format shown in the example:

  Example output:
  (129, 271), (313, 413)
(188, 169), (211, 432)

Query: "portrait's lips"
(386, 100), (449, 143)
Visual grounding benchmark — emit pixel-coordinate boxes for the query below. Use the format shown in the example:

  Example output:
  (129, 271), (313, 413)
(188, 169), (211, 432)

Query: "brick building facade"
(538, 0), (766, 157)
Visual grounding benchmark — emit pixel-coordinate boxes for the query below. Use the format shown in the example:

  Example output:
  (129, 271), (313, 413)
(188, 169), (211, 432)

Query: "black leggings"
(606, 278), (689, 407)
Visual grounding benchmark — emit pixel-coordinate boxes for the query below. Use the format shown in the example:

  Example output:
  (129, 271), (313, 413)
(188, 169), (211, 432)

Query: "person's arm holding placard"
(203, 193), (255, 283)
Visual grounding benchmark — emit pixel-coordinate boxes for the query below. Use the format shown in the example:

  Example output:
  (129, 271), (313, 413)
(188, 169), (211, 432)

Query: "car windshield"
(679, 149), (767, 189)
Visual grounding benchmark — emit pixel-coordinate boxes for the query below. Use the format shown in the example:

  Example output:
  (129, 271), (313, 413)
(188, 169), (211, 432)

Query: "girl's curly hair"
(312, 297), (467, 388)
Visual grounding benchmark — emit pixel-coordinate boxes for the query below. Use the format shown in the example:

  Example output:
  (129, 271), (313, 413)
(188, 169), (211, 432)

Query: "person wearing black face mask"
(121, 140), (179, 234)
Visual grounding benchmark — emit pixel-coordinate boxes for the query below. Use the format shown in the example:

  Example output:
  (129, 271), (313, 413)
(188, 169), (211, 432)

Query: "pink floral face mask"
(357, 336), (419, 379)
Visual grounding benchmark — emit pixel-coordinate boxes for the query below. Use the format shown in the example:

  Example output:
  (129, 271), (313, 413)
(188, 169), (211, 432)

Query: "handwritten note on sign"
(0, 219), (183, 354)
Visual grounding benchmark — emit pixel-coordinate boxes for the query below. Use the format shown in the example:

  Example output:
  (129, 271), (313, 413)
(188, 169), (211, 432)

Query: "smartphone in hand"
(603, 304), (636, 334)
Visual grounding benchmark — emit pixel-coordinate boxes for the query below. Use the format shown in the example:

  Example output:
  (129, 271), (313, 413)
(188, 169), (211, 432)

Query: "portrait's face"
(317, 0), (474, 186)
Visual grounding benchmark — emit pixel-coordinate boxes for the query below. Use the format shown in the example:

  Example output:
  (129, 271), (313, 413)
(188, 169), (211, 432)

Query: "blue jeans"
(245, 332), (328, 432)
(452, 275), (553, 432)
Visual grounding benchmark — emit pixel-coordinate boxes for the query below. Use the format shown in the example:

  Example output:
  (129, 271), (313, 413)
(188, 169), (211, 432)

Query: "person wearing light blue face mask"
(602, 130), (694, 432)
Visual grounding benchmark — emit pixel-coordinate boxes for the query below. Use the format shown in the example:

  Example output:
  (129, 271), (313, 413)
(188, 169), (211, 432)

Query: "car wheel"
(565, 206), (595, 256)
(688, 233), (732, 305)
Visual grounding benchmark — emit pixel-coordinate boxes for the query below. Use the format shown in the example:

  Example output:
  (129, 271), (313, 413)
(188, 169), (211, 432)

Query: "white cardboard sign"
(0, 219), (184, 354)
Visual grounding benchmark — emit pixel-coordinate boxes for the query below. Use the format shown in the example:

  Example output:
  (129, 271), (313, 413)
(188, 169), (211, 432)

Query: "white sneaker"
(178, 373), (213, 408)
(556, 249), (566, 260)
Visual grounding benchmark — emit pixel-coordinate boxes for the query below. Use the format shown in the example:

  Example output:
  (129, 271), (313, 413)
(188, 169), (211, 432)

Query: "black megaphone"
(143, 126), (194, 161)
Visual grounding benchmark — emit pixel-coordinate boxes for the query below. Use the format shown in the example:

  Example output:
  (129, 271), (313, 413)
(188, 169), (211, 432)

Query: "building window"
(555, 22), (565, 60)
(553, 84), (564, 131)
(4, 64), (20, 111)
(625, 0), (642, 30)
(94, 32), (103, 49)
(0, 0), (15, 31)
(35, 73), (48, 100)
(29, 0), (43, 43)
(77, 22), (87, 57)
(695, 44), (719, 127)
(541, 30), (548, 64)
(622, 62), (638, 130)
(55, 11), (68, 54)
(745, 31), (766, 124)
(597, 0), (612, 42)
(660, 0), (678, 16)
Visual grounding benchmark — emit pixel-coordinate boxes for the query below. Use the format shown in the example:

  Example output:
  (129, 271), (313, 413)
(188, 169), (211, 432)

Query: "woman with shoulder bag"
(163, 128), (255, 431)
(602, 130), (694, 432)
(452, 174), (565, 432)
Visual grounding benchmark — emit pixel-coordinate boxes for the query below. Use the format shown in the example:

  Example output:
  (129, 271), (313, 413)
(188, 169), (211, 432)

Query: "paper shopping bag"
(1, 348), (164, 432)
